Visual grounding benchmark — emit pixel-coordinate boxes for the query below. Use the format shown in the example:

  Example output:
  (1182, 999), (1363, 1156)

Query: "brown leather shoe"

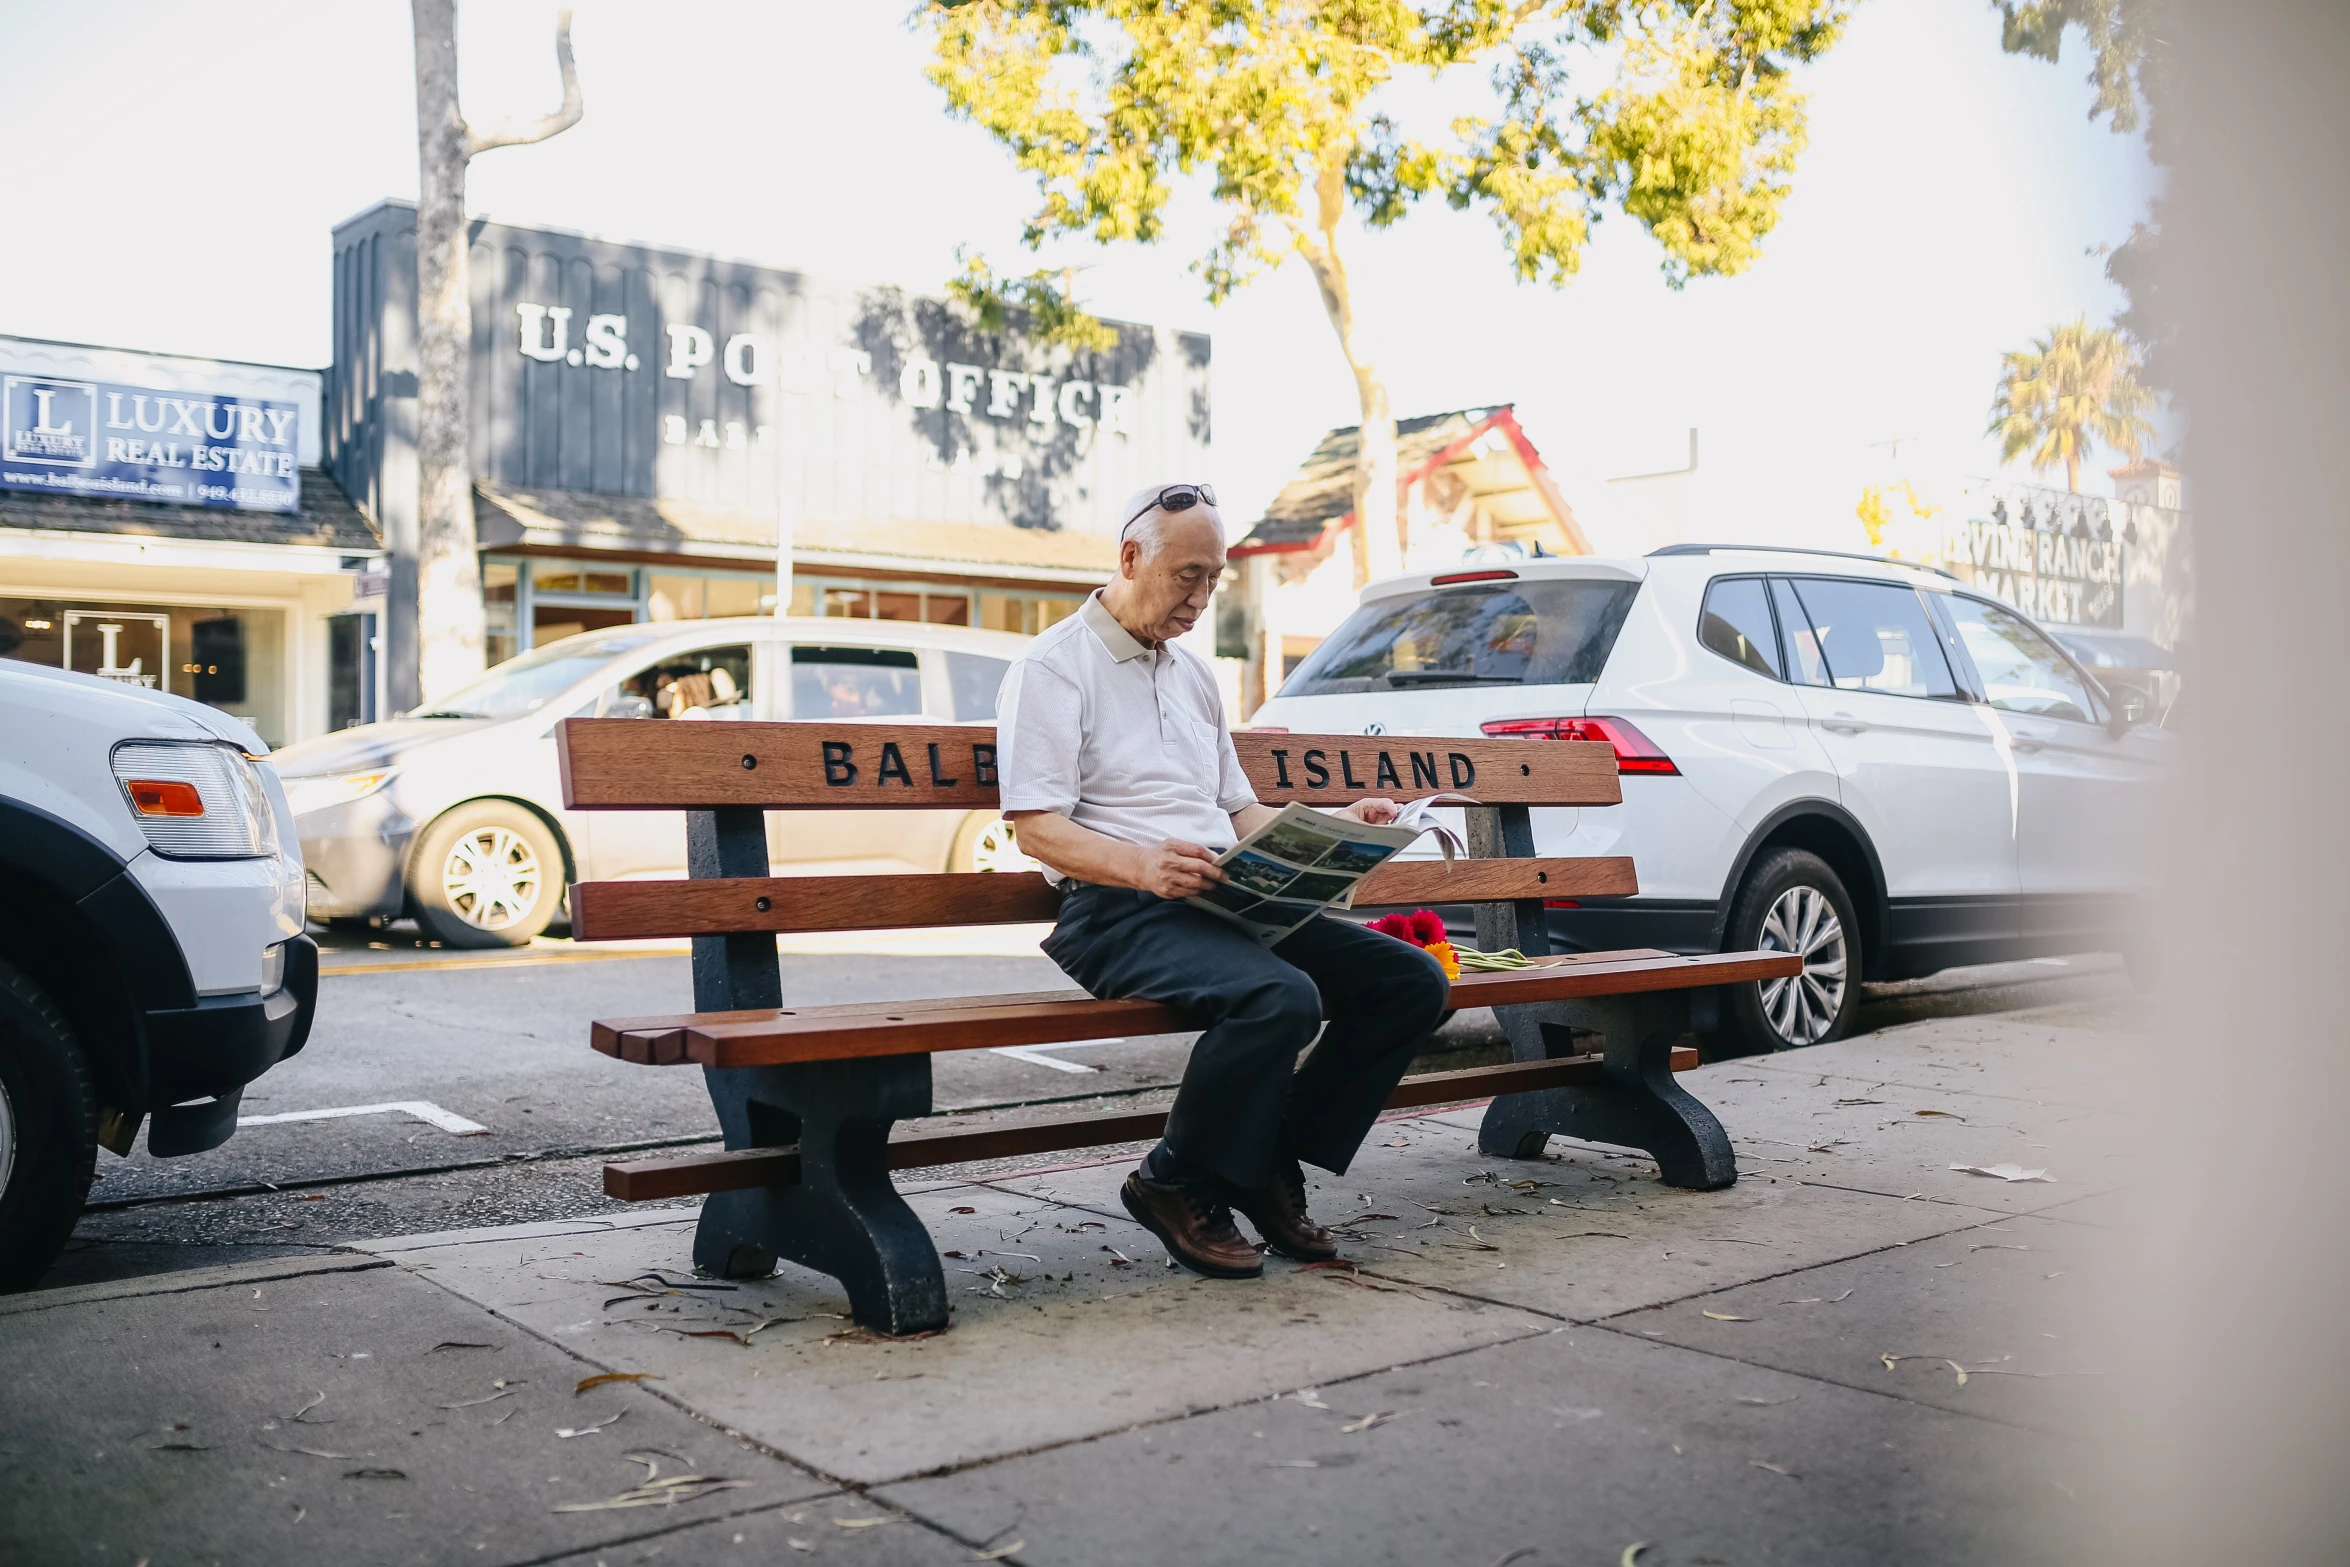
(1226, 1158), (1339, 1263)
(1120, 1173), (1264, 1279)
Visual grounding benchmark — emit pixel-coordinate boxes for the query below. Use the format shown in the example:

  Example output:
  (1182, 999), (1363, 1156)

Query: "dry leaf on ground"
(974, 1540), (1026, 1560)
(1750, 1460), (1795, 1477)
(555, 1410), (626, 1439)
(551, 1475), (745, 1513)
(1701, 1310), (1755, 1322)
(1949, 1163), (2054, 1182)
(834, 1515), (888, 1528)
(1341, 1410), (1401, 1433)
(575, 1373), (659, 1395)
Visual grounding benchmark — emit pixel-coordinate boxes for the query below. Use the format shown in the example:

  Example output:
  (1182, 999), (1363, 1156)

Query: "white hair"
(1119, 481), (1224, 560)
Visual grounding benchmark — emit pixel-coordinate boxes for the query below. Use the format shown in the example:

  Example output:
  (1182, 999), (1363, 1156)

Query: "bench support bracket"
(1478, 990), (1737, 1191)
(683, 807), (949, 1336)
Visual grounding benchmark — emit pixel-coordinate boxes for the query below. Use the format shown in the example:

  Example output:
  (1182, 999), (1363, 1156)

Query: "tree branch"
(466, 8), (583, 156)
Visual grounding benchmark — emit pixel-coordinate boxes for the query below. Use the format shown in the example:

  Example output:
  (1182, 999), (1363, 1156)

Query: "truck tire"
(0, 958), (98, 1292)
(410, 802), (564, 949)
(1717, 848), (1862, 1054)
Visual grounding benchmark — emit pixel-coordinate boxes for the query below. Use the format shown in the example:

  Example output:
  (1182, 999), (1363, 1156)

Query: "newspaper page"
(1184, 796), (1473, 946)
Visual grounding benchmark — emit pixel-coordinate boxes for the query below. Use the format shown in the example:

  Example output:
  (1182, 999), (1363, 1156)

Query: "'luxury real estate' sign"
(1, 374), (300, 512)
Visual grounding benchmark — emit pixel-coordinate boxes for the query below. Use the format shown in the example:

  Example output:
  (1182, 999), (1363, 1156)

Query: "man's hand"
(1133, 839), (1225, 899)
(1341, 797), (1401, 826)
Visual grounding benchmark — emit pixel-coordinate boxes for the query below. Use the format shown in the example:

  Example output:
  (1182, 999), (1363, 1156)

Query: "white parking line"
(987, 1039), (1126, 1075)
(236, 1101), (490, 1136)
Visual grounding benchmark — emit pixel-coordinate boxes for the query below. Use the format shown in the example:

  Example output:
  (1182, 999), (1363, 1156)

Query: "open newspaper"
(1185, 795), (1475, 946)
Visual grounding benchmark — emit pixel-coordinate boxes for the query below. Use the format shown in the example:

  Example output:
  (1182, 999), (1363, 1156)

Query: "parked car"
(276, 617), (1035, 948)
(2052, 627), (2179, 725)
(0, 661), (315, 1289)
(1252, 545), (2173, 1053)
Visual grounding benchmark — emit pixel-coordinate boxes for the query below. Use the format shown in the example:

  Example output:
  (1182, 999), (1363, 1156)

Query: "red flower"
(1368, 908), (1451, 948)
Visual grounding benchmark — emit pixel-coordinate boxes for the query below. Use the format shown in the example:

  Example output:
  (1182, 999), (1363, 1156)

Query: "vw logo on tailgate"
(1363, 721), (1387, 736)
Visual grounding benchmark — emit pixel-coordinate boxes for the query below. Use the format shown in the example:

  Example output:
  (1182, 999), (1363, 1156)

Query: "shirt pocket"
(1174, 714), (1223, 779)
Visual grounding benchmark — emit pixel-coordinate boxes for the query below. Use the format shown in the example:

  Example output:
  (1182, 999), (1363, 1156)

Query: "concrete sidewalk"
(1, 993), (2150, 1566)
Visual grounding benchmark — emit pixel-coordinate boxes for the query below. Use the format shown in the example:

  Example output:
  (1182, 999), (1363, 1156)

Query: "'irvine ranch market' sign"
(1, 374), (300, 512)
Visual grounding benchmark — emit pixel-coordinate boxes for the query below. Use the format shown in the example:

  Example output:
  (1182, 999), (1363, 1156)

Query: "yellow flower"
(1425, 940), (1461, 981)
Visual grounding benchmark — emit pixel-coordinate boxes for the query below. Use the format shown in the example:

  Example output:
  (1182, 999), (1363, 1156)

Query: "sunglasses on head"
(1121, 482), (1218, 537)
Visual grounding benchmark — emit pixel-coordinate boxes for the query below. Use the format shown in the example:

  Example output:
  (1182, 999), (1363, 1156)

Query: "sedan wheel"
(1718, 846), (1864, 1055)
(1755, 884), (1849, 1046)
(442, 826), (542, 931)
(410, 803), (565, 948)
(953, 813), (1043, 874)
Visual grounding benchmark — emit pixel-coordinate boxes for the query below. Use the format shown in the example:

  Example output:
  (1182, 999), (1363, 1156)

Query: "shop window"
(647, 575), (704, 621)
(790, 644), (922, 718)
(5, 600), (288, 745)
(876, 591), (924, 622)
(787, 581), (816, 617)
(483, 562), (518, 604)
(535, 568), (633, 596)
(704, 576), (766, 618)
(979, 594), (1029, 634)
(0, 601), (65, 669)
(534, 606), (636, 646)
(1036, 596), (1084, 630)
(923, 595), (972, 626)
(822, 587), (874, 619)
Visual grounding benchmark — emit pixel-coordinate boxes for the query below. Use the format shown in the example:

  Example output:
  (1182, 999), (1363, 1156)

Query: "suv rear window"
(1280, 578), (1639, 697)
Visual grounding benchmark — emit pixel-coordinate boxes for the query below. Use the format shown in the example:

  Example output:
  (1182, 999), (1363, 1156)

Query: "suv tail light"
(1479, 715), (1680, 775)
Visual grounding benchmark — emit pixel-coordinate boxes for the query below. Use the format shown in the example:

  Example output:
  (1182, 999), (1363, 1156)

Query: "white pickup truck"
(0, 660), (315, 1290)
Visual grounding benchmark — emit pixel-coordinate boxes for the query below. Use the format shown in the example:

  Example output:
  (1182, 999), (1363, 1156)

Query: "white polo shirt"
(997, 592), (1257, 882)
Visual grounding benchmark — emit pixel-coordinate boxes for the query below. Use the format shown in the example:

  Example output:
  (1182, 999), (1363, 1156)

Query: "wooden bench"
(555, 719), (1802, 1335)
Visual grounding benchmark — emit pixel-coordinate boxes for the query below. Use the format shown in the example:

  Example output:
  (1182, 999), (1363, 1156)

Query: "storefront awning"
(474, 481), (1116, 586)
(0, 467), (379, 554)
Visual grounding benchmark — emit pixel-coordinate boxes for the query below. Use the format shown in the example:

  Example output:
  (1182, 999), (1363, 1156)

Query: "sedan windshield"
(411, 628), (671, 720)
(1281, 578), (1639, 696)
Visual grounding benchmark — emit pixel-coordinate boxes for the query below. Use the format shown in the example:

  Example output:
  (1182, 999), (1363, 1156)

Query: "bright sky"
(0, 0), (2152, 556)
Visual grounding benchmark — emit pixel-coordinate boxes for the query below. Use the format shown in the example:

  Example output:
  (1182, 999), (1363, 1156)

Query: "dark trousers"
(1044, 884), (1453, 1191)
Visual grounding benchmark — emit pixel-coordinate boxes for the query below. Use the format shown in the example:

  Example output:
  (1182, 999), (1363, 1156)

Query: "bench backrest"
(552, 719), (1630, 951)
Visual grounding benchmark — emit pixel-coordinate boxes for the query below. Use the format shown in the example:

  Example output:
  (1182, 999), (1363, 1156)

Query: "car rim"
(1754, 884), (1849, 1047)
(441, 826), (542, 931)
(969, 817), (1041, 875)
(0, 1074), (16, 1198)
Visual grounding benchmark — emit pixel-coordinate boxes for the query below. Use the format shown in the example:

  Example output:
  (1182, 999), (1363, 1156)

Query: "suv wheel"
(0, 958), (98, 1292)
(1720, 848), (1861, 1052)
(411, 802), (564, 949)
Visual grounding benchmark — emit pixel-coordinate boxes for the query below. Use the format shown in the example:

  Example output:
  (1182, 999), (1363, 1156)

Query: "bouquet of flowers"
(1366, 908), (1538, 976)
(1366, 909), (1460, 979)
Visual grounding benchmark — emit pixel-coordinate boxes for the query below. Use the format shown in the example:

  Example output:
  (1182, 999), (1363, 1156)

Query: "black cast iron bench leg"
(695, 1057), (948, 1335)
(1477, 991), (1737, 1190)
(682, 808), (949, 1336)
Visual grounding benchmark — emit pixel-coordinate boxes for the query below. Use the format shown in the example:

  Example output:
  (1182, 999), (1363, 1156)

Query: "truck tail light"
(1479, 715), (1681, 775)
(126, 779), (206, 816)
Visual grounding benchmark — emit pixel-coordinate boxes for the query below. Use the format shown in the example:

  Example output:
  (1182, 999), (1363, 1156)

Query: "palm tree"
(1987, 319), (2158, 492)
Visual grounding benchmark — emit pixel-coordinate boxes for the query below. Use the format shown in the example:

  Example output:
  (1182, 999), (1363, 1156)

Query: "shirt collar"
(1081, 590), (1153, 663)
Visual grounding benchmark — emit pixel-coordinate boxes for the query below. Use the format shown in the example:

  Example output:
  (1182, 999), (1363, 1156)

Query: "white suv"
(1252, 547), (2171, 1052)
(0, 661), (314, 1289)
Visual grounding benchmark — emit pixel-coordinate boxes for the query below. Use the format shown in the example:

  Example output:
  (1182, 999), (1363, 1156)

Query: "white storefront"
(0, 334), (384, 747)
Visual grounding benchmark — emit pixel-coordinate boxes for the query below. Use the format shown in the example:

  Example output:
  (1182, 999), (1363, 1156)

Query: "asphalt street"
(50, 922), (2134, 1292)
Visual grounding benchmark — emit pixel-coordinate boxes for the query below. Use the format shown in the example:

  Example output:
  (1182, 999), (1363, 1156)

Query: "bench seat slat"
(567, 857), (1639, 941)
(601, 1046), (1701, 1202)
(589, 949), (1799, 1069)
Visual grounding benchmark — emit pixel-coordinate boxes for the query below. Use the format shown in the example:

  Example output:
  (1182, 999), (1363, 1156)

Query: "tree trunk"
(412, 0), (485, 704)
(2065, 447), (2081, 493)
(1299, 156), (1401, 588)
(406, 3), (581, 706)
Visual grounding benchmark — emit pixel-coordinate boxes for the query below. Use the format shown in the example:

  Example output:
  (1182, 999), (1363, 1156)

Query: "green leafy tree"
(1991, 1), (2175, 384)
(1986, 318), (2156, 492)
(923, 1), (1850, 583)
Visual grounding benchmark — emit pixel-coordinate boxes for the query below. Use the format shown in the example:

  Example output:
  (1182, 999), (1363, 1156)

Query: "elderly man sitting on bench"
(997, 481), (1452, 1280)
